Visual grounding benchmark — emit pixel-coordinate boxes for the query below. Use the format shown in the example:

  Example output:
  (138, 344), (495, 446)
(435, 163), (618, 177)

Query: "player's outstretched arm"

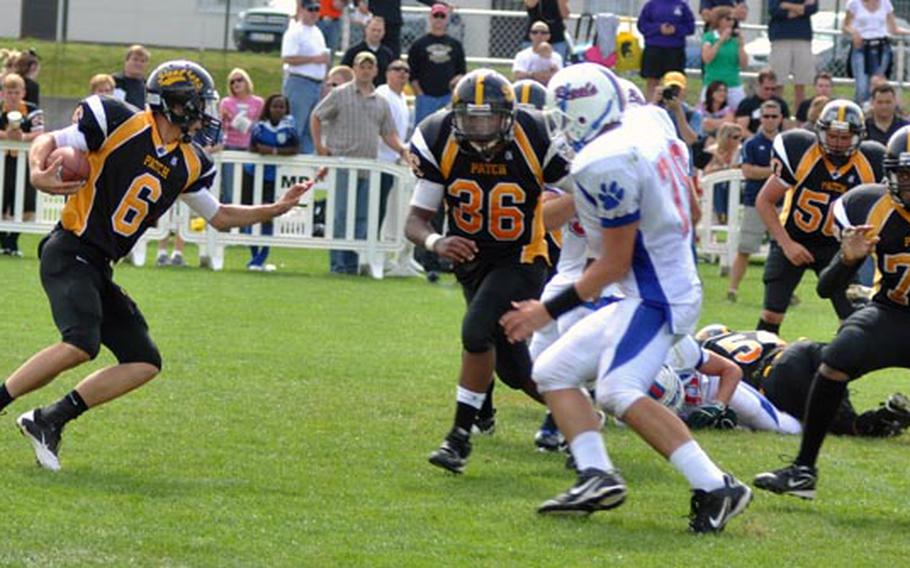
(208, 167), (326, 231)
(27, 133), (84, 195)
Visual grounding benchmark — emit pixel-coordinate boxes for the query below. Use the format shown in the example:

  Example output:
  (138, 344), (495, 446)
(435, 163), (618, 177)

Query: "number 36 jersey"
(61, 95), (216, 261)
(772, 129), (884, 249)
(409, 108), (570, 265)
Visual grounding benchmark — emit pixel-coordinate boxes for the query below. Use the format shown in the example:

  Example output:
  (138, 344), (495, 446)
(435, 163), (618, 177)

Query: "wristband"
(424, 233), (443, 251)
(543, 286), (583, 319)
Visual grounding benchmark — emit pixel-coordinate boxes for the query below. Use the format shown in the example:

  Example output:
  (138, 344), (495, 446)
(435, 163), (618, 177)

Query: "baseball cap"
(661, 71), (687, 89)
(353, 51), (378, 66)
(430, 3), (449, 16)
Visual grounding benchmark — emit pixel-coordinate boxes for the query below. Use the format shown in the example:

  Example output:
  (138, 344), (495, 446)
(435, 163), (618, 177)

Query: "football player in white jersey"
(500, 64), (752, 533)
(528, 77), (645, 451)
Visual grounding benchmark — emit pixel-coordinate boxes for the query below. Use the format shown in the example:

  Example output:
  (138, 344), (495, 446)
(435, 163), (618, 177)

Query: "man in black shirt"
(736, 69), (791, 135)
(795, 71), (833, 124)
(341, 16), (395, 86)
(864, 84), (908, 145)
(524, 0), (569, 59)
(408, 3), (466, 125)
(354, 0), (441, 58)
(113, 44), (150, 109)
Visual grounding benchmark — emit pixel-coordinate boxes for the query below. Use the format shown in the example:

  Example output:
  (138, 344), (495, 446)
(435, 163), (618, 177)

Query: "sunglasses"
(306, 6), (320, 11)
(530, 30), (550, 35)
(731, 135), (742, 141)
(230, 78), (245, 84)
(389, 66), (410, 73)
(432, 13), (447, 19)
(762, 114), (781, 119)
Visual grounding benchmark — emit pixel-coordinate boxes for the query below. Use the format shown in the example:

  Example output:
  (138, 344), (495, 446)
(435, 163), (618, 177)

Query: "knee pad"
(461, 318), (494, 354)
(62, 327), (101, 360)
(596, 380), (647, 419)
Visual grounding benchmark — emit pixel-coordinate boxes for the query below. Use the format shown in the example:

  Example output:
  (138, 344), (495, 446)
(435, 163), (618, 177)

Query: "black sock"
(41, 390), (89, 428)
(796, 372), (847, 467)
(756, 318), (781, 334)
(0, 383), (13, 412)
(478, 382), (495, 420)
(454, 402), (479, 435)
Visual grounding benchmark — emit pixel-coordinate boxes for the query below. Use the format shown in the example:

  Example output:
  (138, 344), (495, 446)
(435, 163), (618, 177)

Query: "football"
(648, 365), (684, 412)
(48, 146), (90, 182)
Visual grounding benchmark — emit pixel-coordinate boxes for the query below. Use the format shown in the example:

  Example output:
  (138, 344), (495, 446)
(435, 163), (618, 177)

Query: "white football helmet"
(616, 77), (646, 109)
(649, 365), (684, 413)
(545, 63), (625, 151)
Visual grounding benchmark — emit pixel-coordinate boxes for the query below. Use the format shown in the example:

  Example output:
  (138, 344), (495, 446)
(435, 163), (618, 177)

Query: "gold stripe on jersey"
(439, 135), (459, 179)
(513, 121), (543, 185)
(778, 144), (823, 225)
(521, 196), (549, 264)
(61, 111), (150, 235)
(179, 144), (202, 192)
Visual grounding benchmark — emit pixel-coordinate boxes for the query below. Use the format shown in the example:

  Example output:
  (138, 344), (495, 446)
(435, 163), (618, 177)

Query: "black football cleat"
(17, 409), (63, 472)
(537, 468), (627, 516)
(689, 475), (753, 534)
(428, 429), (472, 474)
(754, 464), (817, 500)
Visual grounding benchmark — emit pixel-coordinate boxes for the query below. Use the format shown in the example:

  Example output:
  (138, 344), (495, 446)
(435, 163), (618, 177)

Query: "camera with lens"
(661, 84), (681, 102)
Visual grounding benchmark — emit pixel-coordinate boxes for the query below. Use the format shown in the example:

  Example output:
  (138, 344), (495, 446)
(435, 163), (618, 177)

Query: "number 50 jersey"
(772, 129), (884, 249)
(60, 95), (216, 261)
(409, 108), (570, 265)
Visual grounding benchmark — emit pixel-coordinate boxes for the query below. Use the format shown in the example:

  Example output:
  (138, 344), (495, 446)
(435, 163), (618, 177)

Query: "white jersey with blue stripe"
(570, 105), (701, 333)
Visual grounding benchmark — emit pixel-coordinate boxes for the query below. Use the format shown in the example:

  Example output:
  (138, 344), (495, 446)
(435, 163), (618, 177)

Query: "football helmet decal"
(147, 59), (221, 144)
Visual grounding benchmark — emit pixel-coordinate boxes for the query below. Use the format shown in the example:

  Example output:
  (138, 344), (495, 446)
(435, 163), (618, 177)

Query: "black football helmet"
(451, 69), (515, 159)
(816, 99), (864, 160)
(147, 60), (221, 144)
(512, 79), (547, 111)
(884, 125), (910, 207)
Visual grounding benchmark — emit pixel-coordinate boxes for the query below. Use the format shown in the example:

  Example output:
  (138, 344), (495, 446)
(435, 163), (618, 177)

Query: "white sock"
(456, 385), (485, 409)
(569, 430), (613, 472)
(669, 440), (726, 491)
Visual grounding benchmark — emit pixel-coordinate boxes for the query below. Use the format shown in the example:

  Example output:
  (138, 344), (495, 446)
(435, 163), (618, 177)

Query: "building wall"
(0, 0), (22, 38)
(66, 0), (238, 50)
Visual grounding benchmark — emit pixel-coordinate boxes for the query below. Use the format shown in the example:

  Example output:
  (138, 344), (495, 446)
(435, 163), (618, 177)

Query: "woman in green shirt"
(701, 6), (748, 110)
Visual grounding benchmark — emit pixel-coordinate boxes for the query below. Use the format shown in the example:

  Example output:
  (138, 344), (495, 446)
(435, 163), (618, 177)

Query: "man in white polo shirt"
(281, 0), (328, 154)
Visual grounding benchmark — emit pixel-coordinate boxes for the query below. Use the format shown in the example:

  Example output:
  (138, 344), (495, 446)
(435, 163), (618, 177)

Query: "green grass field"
(1, 234), (909, 566)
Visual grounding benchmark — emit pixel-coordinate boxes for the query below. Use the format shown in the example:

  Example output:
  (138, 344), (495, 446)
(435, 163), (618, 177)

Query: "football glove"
(686, 402), (738, 430)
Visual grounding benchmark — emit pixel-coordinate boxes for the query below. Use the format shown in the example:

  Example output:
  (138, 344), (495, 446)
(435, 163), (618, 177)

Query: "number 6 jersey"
(59, 95), (216, 261)
(409, 108), (570, 266)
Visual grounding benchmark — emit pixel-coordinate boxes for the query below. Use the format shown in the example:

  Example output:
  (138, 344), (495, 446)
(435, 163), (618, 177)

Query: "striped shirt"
(311, 81), (395, 158)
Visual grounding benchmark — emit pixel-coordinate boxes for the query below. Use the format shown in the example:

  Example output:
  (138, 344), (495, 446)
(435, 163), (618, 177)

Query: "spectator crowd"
(4, 0), (910, 281)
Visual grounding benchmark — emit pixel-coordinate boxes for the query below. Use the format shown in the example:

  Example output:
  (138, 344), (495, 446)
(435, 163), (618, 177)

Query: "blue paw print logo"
(598, 181), (624, 211)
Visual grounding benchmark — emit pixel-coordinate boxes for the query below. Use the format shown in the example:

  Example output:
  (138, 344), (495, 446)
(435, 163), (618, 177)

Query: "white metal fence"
(0, 142), (416, 277)
(696, 168), (770, 272)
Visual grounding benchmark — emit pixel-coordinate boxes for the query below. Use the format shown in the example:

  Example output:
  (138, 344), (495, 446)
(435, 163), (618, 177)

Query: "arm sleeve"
(680, 4), (696, 35)
(409, 179), (444, 211)
(52, 124), (89, 152)
(574, 156), (642, 228)
(408, 125), (446, 185)
(454, 41), (467, 76)
(180, 189), (221, 221)
(311, 90), (337, 122)
(771, 134), (798, 186)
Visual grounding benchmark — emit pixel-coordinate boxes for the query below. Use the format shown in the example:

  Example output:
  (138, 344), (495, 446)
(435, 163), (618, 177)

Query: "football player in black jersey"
(0, 60), (316, 471)
(755, 125), (910, 499)
(696, 325), (910, 437)
(405, 69), (570, 474)
(754, 99), (885, 334)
